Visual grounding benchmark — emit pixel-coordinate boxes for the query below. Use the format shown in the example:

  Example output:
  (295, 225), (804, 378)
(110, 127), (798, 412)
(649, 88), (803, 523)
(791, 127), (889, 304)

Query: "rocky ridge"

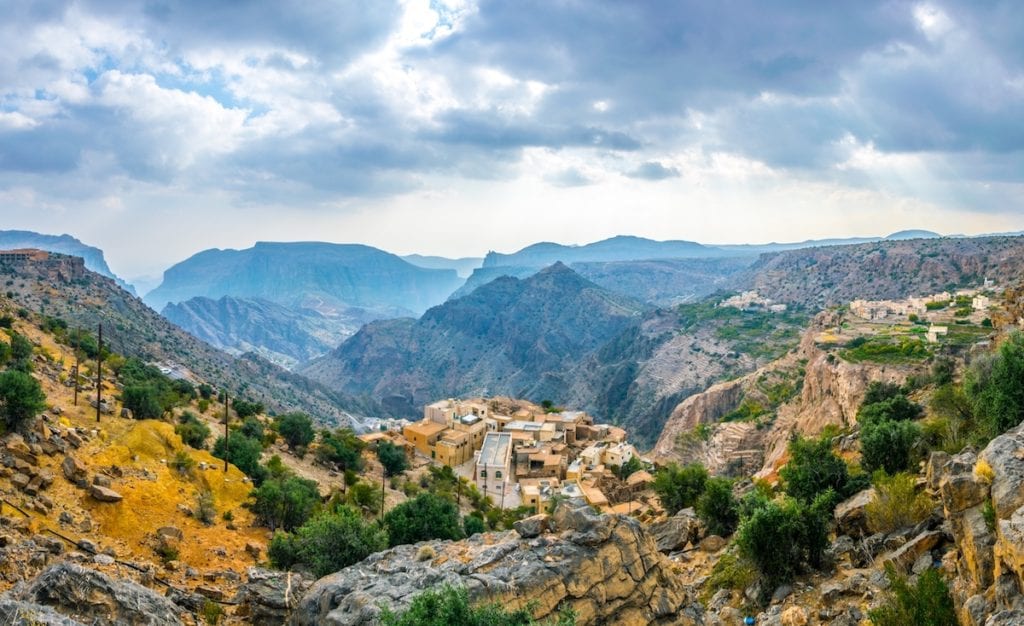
(290, 499), (704, 626)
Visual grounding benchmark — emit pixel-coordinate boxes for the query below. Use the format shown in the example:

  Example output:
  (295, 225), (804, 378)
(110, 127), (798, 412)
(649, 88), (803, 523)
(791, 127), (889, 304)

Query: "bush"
(195, 490), (216, 525)
(652, 463), (708, 515)
(379, 585), (577, 626)
(0, 370), (46, 430)
(868, 565), (957, 626)
(377, 440), (408, 477)
(860, 419), (923, 475)
(345, 480), (383, 514)
(736, 495), (830, 597)
(170, 451), (196, 477)
(212, 432), (268, 484)
(232, 398), (264, 418)
(966, 332), (1024, 438)
(867, 472), (934, 533)
(268, 506), (388, 578)
(317, 428), (365, 472)
(239, 416), (265, 442)
(385, 493), (464, 547)
(276, 412), (315, 450)
(123, 384), (163, 420)
(703, 551), (758, 602)
(696, 477), (740, 537)
(780, 436), (862, 508)
(857, 393), (922, 427)
(250, 475), (321, 532)
(463, 514), (486, 537)
(176, 412), (211, 449)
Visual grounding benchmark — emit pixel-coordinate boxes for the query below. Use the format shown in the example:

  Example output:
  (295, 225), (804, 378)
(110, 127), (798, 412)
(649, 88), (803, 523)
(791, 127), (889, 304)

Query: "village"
(359, 397), (658, 516)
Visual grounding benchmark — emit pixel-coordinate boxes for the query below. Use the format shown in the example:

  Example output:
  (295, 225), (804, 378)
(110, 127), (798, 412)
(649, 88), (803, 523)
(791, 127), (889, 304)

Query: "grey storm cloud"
(0, 0), (1021, 209)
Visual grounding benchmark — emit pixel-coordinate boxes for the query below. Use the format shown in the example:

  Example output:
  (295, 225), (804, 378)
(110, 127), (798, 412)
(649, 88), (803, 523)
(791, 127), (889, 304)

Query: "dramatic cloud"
(0, 0), (1021, 278)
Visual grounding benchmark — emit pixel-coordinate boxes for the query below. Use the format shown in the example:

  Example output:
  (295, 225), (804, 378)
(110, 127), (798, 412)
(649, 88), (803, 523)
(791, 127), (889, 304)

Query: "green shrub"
(857, 393), (922, 427)
(868, 565), (957, 626)
(345, 480), (383, 514)
(780, 436), (863, 508)
(232, 398), (264, 418)
(212, 432), (267, 485)
(123, 384), (163, 420)
(736, 494), (830, 598)
(702, 550), (757, 603)
(377, 440), (408, 477)
(463, 514), (487, 537)
(268, 506), (388, 578)
(860, 419), (923, 475)
(194, 490), (216, 525)
(250, 475), (321, 532)
(276, 412), (315, 450)
(965, 332), (1024, 439)
(379, 585), (577, 626)
(385, 493), (463, 547)
(0, 369), (46, 430)
(652, 463), (708, 515)
(317, 428), (366, 472)
(175, 412), (211, 449)
(170, 450), (196, 477)
(202, 599), (223, 625)
(866, 472), (934, 533)
(239, 416), (265, 441)
(696, 477), (740, 537)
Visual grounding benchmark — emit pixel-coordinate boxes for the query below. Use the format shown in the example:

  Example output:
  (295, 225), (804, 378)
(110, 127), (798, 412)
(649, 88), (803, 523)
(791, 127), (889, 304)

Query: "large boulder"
(647, 508), (700, 553)
(834, 488), (875, 538)
(61, 456), (88, 487)
(235, 568), (310, 626)
(1, 562), (183, 626)
(289, 501), (703, 626)
(980, 426), (1024, 519)
(88, 485), (123, 503)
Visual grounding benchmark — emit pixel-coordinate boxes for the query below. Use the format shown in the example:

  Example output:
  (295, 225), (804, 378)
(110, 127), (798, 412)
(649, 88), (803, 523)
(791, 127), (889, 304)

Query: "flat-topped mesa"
(290, 500), (704, 626)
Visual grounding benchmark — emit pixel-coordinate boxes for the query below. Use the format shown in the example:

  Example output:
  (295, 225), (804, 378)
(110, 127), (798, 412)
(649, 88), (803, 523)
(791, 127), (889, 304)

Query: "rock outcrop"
(290, 500), (704, 626)
(0, 562), (184, 626)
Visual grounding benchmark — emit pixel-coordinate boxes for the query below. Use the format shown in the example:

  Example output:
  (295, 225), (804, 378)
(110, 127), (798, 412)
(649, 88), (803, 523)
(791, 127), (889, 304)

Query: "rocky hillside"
(651, 312), (926, 476)
(291, 500), (704, 626)
(0, 230), (133, 294)
(144, 242), (463, 315)
(300, 263), (646, 417)
(2, 264), (367, 425)
(162, 296), (380, 368)
(743, 235), (1024, 308)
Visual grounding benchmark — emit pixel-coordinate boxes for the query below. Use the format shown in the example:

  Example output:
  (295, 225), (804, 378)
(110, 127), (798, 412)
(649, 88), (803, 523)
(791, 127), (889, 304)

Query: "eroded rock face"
(290, 501), (703, 626)
(235, 568), (310, 626)
(0, 562), (183, 626)
(834, 489), (875, 539)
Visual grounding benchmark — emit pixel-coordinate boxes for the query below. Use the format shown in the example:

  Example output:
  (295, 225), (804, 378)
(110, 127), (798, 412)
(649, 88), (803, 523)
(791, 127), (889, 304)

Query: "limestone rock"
(88, 485), (123, 503)
(61, 456), (88, 486)
(0, 598), (85, 625)
(289, 501), (701, 626)
(981, 425), (1024, 519)
(513, 514), (550, 539)
(986, 610), (1024, 625)
(0, 562), (183, 625)
(648, 508), (700, 553)
(235, 568), (310, 626)
(880, 530), (942, 573)
(834, 488), (875, 538)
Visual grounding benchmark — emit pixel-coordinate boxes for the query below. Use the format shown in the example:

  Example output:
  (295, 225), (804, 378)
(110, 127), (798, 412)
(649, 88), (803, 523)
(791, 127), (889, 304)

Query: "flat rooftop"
(404, 421), (447, 437)
(478, 432), (512, 466)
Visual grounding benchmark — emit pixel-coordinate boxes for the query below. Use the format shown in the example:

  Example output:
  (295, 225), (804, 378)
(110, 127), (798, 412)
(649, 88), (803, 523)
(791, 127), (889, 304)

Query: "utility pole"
(72, 328), (79, 406)
(95, 324), (102, 423)
(223, 391), (230, 472)
(381, 468), (386, 518)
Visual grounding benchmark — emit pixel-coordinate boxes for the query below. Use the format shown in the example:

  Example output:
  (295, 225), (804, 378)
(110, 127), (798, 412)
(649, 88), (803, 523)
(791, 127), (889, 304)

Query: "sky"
(0, 0), (1023, 282)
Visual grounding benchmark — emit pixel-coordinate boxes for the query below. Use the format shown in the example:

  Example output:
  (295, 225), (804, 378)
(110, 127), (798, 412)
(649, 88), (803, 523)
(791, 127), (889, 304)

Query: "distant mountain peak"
(885, 229), (942, 240)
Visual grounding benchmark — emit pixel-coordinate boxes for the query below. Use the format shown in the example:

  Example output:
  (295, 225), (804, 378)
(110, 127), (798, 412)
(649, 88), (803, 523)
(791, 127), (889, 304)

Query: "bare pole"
(72, 327), (79, 407)
(95, 324), (102, 423)
(381, 468), (386, 518)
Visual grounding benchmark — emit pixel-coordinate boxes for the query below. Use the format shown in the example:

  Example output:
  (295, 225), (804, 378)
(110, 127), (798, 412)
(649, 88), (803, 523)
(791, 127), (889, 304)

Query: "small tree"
(860, 419), (923, 475)
(385, 493), (463, 547)
(276, 412), (315, 450)
(175, 412), (211, 449)
(317, 428), (365, 472)
(0, 370), (46, 430)
(696, 477), (740, 537)
(780, 436), (862, 508)
(866, 472), (935, 534)
(868, 565), (957, 626)
(250, 475), (321, 532)
(212, 432), (268, 484)
(268, 506), (388, 578)
(463, 514), (487, 537)
(377, 440), (408, 477)
(652, 463), (708, 515)
(123, 384), (163, 420)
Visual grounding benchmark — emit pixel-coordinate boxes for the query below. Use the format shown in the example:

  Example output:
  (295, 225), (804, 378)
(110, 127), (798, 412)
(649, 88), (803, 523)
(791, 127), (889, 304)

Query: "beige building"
(403, 421), (447, 458)
(435, 430), (473, 467)
(475, 432), (512, 495)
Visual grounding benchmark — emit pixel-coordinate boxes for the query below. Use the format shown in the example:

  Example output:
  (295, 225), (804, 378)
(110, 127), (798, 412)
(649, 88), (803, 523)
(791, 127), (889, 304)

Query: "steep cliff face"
(291, 501), (705, 626)
(652, 313), (920, 476)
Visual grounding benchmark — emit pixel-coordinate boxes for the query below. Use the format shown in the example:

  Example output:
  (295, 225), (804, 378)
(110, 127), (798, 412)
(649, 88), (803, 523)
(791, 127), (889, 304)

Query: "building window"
(480, 470), (487, 478)
(495, 471), (502, 479)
